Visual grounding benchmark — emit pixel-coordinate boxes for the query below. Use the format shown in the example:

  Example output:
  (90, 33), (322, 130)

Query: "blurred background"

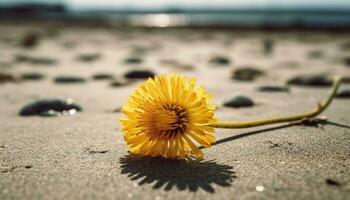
(1, 0), (350, 28)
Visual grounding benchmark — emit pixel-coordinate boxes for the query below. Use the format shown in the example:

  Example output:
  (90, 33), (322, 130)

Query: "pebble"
(336, 89), (350, 98)
(344, 57), (350, 67)
(110, 80), (128, 87)
(232, 67), (264, 81)
(92, 73), (114, 80)
(257, 85), (289, 92)
(15, 55), (57, 65)
(209, 56), (230, 66)
(262, 39), (274, 55)
(19, 98), (82, 117)
(0, 73), (20, 83)
(124, 70), (155, 80)
(223, 96), (254, 108)
(77, 53), (101, 62)
(54, 76), (86, 84)
(325, 178), (340, 186)
(287, 75), (332, 87)
(124, 57), (142, 64)
(21, 33), (39, 48)
(20, 72), (45, 81)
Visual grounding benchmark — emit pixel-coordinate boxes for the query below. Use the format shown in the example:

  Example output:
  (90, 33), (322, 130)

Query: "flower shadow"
(120, 154), (236, 193)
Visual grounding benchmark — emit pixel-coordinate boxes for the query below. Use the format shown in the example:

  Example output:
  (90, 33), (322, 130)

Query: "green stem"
(209, 76), (343, 129)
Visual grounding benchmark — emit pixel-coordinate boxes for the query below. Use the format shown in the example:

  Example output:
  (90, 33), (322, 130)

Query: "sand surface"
(0, 23), (350, 200)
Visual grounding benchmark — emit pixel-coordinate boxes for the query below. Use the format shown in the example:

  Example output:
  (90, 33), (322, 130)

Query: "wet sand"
(0, 22), (350, 200)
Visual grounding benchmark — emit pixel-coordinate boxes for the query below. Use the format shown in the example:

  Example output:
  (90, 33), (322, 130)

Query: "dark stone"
(262, 39), (274, 55)
(0, 73), (19, 83)
(124, 70), (155, 80)
(21, 33), (39, 48)
(24, 165), (32, 169)
(232, 67), (264, 81)
(223, 96), (254, 108)
(110, 80), (127, 87)
(325, 178), (340, 186)
(124, 57), (142, 64)
(257, 85), (289, 92)
(15, 55), (57, 65)
(19, 98), (82, 116)
(287, 75), (332, 87)
(336, 89), (350, 98)
(20, 72), (45, 81)
(209, 56), (230, 66)
(92, 73), (114, 80)
(344, 57), (350, 66)
(54, 76), (86, 84)
(77, 53), (101, 62)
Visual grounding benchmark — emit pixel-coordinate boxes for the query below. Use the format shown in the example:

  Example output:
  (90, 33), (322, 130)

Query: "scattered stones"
(287, 75), (332, 87)
(0, 73), (20, 83)
(232, 67), (264, 81)
(124, 70), (155, 80)
(336, 89), (350, 98)
(54, 76), (86, 84)
(257, 85), (289, 93)
(223, 96), (254, 108)
(15, 55), (57, 65)
(124, 57), (142, 64)
(209, 56), (230, 66)
(91, 73), (114, 80)
(325, 178), (341, 186)
(77, 53), (101, 62)
(19, 98), (82, 117)
(21, 33), (39, 48)
(20, 72), (45, 81)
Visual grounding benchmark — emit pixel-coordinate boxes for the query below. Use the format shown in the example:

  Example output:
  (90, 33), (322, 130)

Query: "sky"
(1, 0), (350, 10)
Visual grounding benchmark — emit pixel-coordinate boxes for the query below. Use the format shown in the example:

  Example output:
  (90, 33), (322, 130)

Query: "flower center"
(151, 104), (188, 138)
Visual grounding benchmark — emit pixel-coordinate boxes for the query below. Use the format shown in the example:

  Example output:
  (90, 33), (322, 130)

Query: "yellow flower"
(121, 74), (217, 159)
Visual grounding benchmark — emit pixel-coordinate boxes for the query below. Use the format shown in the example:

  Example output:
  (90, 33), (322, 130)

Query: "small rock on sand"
(124, 57), (143, 64)
(54, 76), (86, 84)
(0, 73), (20, 83)
(21, 33), (39, 48)
(232, 67), (264, 81)
(257, 85), (289, 92)
(15, 55), (57, 65)
(20, 72), (45, 81)
(19, 98), (82, 117)
(209, 56), (231, 66)
(223, 96), (254, 108)
(77, 53), (101, 62)
(287, 75), (332, 87)
(92, 73), (114, 80)
(124, 70), (155, 80)
(336, 89), (350, 98)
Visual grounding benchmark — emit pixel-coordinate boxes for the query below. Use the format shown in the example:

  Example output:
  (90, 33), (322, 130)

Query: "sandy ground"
(0, 23), (350, 200)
